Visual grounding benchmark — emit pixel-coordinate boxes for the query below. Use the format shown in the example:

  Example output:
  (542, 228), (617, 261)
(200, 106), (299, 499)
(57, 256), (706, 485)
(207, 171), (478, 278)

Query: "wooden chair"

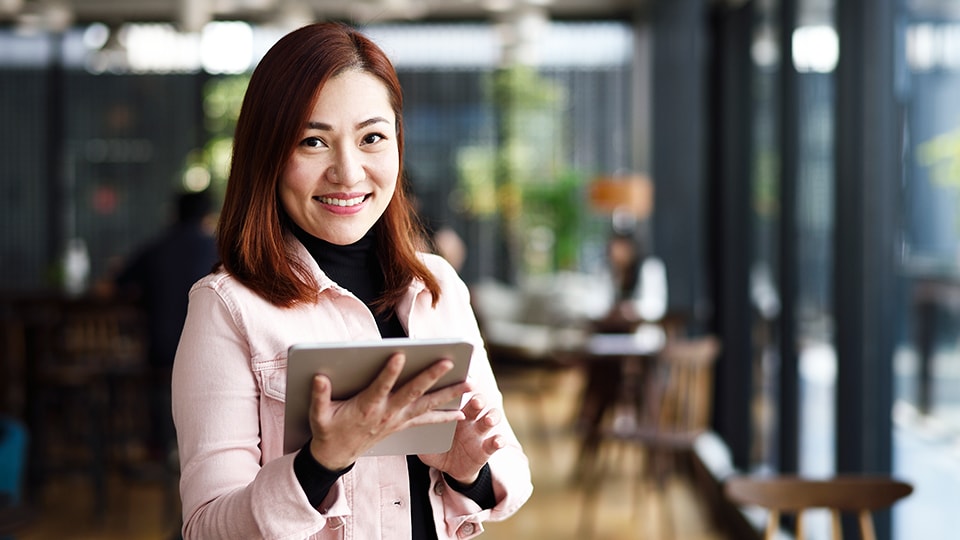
(632, 335), (720, 455)
(723, 475), (914, 540)
(578, 334), (721, 538)
(28, 297), (148, 518)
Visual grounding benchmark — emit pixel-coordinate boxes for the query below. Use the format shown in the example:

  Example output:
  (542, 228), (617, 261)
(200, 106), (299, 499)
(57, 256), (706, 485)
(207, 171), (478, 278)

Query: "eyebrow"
(306, 117), (391, 131)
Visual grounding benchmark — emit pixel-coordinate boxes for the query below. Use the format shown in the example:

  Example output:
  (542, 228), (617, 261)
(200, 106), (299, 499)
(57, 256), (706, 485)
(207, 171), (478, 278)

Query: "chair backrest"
(724, 475), (914, 540)
(646, 334), (721, 440)
(48, 298), (146, 373)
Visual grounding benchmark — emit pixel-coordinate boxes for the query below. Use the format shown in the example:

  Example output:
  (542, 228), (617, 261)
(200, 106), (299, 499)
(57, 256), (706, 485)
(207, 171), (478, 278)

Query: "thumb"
(310, 374), (333, 418)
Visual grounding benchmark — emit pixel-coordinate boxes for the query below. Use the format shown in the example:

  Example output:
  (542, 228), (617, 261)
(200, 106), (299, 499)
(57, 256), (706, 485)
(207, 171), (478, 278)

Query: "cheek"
(281, 160), (310, 192)
(375, 154), (400, 193)
(278, 167), (309, 214)
(276, 185), (297, 221)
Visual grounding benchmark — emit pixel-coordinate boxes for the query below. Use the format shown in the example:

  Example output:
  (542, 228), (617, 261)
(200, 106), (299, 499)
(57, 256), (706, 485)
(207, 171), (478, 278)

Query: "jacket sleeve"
(432, 329), (534, 538)
(419, 258), (534, 537)
(434, 333), (533, 537)
(172, 283), (332, 540)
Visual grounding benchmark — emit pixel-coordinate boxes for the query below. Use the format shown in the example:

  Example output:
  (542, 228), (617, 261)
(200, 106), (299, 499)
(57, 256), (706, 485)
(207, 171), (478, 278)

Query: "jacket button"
(458, 522), (475, 536)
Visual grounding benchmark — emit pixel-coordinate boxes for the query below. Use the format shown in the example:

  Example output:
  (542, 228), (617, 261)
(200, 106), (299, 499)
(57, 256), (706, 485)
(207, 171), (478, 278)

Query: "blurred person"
(406, 173), (468, 273)
(426, 224), (467, 274)
(171, 22), (531, 540)
(113, 189), (218, 459)
(594, 225), (668, 333)
(578, 222), (668, 438)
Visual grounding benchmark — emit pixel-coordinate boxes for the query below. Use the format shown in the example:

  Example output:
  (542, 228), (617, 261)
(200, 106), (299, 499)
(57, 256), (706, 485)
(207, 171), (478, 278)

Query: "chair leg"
(830, 509), (843, 540)
(858, 510), (876, 540)
(765, 510), (780, 540)
(653, 450), (680, 540)
(33, 383), (110, 521)
(577, 432), (619, 539)
(579, 436), (637, 539)
(86, 386), (109, 522)
(577, 458), (602, 538)
(530, 382), (561, 472)
(574, 428), (603, 483)
(631, 445), (650, 522)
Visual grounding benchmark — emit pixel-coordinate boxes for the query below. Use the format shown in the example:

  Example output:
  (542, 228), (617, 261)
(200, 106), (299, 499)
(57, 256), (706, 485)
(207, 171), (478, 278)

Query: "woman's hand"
(418, 394), (504, 485)
(307, 353), (470, 471)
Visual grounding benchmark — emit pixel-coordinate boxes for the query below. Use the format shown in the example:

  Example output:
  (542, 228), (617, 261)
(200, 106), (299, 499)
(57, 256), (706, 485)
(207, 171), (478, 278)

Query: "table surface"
(584, 324), (666, 357)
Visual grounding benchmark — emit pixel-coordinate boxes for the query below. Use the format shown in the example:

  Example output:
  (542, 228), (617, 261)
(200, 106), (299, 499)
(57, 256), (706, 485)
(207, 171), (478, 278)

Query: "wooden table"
(572, 324), (666, 481)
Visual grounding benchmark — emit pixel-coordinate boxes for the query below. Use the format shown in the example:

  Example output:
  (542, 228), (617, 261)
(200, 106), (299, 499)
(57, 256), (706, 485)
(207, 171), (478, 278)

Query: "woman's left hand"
(419, 393), (504, 485)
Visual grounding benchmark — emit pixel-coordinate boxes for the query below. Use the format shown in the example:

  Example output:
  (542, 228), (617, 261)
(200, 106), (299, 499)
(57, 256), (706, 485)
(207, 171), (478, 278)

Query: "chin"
(323, 232), (366, 246)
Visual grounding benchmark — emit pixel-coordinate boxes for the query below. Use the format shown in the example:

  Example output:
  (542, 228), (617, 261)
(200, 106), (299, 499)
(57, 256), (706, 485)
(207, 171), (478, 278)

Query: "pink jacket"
(171, 240), (533, 540)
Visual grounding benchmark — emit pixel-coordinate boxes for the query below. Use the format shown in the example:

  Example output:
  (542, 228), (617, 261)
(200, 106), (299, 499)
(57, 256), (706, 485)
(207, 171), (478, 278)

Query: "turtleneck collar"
(290, 224), (405, 339)
(293, 225), (375, 270)
(292, 224), (379, 302)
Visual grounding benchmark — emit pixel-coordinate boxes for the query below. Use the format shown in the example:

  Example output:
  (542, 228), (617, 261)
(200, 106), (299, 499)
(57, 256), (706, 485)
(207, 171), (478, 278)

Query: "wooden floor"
(14, 368), (728, 540)
(485, 368), (728, 540)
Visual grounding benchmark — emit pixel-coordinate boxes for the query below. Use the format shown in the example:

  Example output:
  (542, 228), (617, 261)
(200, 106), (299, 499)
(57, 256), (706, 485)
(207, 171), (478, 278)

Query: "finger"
(398, 380), (471, 428)
(461, 394), (485, 420)
(395, 381), (469, 425)
(464, 407), (501, 440)
(478, 407), (502, 432)
(365, 353), (406, 398)
(482, 434), (506, 455)
(422, 381), (471, 412)
(402, 408), (466, 429)
(394, 358), (455, 405)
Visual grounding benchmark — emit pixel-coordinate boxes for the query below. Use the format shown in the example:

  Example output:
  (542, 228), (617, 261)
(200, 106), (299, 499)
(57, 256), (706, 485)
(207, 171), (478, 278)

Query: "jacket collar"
(284, 230), (428, 298)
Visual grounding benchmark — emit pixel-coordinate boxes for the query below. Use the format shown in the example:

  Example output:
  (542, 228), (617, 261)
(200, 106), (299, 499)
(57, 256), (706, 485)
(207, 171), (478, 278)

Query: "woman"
(595, 227), (668, 333)
(172, 22), (532, 539)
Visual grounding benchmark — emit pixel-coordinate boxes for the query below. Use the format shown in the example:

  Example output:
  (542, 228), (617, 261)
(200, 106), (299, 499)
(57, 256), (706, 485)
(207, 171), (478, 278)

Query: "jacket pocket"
(255, 359), (289, 460)
(259, 363), (287, 417)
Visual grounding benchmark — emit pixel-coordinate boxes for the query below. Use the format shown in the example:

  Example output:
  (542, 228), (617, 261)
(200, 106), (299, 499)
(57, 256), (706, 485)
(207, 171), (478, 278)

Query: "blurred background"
(1, 0), (959, 539)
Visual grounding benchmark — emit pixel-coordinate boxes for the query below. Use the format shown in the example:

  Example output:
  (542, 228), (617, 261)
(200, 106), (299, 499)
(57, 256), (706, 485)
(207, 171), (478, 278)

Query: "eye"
(300, 136), (325, 148)
(361, 132), (386, 146)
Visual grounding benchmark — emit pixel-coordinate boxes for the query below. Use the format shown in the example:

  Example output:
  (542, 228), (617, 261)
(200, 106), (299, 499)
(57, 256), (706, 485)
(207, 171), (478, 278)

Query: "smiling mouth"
(315, 195), (366, 207)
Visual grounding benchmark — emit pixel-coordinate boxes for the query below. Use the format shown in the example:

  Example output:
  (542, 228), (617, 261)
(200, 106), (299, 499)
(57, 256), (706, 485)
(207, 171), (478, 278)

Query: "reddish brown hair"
(217, 22), (440, 310)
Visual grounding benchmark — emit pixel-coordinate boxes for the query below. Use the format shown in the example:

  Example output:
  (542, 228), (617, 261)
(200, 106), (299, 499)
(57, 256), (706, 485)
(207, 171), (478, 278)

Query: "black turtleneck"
(292, 226), (405, 338)
(289, 225), (494, 539)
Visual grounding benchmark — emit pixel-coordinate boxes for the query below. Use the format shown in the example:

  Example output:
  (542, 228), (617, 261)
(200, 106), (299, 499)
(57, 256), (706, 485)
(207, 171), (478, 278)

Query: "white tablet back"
(283, 338), (473, 456)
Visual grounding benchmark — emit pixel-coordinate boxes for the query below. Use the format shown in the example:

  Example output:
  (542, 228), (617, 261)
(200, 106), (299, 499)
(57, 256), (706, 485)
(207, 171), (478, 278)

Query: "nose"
(327, 147), (364, 186)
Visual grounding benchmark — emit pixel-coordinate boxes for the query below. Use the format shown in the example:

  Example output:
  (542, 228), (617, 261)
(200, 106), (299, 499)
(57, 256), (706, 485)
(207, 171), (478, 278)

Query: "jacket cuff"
(443, 463), (495, 510)
(293, 441), (355, 509)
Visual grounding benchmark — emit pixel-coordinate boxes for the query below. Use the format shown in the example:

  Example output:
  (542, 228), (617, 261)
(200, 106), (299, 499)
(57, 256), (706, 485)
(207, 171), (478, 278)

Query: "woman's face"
(280, 69), (399, 245)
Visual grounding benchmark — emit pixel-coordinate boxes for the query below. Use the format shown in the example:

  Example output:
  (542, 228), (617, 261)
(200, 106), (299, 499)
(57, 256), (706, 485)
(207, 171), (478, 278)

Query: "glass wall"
(748, 0), (783, 472)
(0, 21), (636, 296)
(0, 63), (200, 291)
(747, 0), (837, 485)
(744, 0), (960, 537)
(793, 0), (837, 483)
(894, 2), (960, 537)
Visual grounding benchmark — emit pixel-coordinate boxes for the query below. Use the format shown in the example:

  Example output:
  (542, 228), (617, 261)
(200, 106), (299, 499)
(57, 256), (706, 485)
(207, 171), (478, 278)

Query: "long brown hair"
(217, 22), (440, 310)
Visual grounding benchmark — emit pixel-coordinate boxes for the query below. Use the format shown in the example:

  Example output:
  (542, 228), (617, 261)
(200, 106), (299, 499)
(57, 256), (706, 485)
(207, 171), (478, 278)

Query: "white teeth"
(318, 195), (365, 207)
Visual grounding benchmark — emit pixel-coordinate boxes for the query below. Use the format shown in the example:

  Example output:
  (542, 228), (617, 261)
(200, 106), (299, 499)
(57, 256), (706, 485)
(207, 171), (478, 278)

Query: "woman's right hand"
(306, 353), (470, 470)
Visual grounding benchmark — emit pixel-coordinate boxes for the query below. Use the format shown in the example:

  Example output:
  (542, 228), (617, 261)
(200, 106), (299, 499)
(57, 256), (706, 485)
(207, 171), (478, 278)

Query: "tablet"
(283, 337), (474, 456)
